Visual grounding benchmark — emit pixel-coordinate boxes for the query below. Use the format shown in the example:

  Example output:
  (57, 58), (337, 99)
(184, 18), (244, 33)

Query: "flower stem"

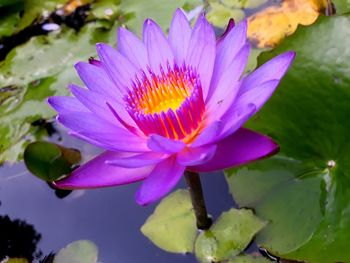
(184, 170), (212, 230)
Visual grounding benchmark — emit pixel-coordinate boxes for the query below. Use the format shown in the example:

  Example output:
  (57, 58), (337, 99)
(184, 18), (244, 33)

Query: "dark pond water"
(0, 134), (236, 262)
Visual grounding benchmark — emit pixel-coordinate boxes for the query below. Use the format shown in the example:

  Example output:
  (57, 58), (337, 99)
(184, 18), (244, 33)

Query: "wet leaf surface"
(195, 209), (266, 263)
(24, 141), (81, 181)
(53, 240), (98, 263)
(227, 14), (350, 263)
(141, 189), (197, 254)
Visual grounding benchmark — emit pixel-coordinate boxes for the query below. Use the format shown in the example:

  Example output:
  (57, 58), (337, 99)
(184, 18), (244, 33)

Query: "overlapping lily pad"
(141, 189), (197, 253)
(195, 209), (266, 263)
(0, 22), (116, 164)
(226, 15), (350, 262)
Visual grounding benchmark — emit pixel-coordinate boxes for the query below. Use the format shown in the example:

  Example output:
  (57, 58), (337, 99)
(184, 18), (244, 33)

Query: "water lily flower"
(48, 9), (295, 205)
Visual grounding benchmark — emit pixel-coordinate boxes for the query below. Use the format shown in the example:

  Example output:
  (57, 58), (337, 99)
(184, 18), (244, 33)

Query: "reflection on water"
(0, 159), (234, 262)
(0, 214), (42, 262)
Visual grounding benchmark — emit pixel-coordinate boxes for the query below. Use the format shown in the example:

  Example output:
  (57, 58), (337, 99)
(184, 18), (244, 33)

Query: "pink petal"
(106, 152), (167, 168)
(147, 134), (186, 153)
(118, 27), (149, 69)
(135, 156), (185, 205)
(186, 14), (216, 100)
(96, 43), (138, 93)
(189, 128), (279, 172)
(176, 145), (217, 166)
(54, 151), (153, 189)
(143, 19), (174, 74)
(168, 8), (192, 64)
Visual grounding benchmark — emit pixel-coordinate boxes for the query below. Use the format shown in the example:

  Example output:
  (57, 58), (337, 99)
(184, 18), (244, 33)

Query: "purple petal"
(147, 134), (186, 153)
(118, 27), (149, 69)
(234, 79), (279, 113)
(186, 14), (216, 100)
(206, 43), (250, 120)
(207, 20), (248, 102)
(58, 112), (148, 152)
(48, 96), (88, 113)
(238, 51), (295, 95)
(218, 103), (256, 141)
(54, 151), (153, 189)
(96, 43), (138, 93)
(69, 84), (118, 124)
(135, 156), (185, 205)
(143, 19), (174, 73)
(75, 62), (122, 101)
(168, 9), (192, 64)
(106, 152), (167, 168)
(189, 128), (279, 172)
(190, 121), (222, 147)
(176, 145), (217, 166)
(69, 84), (137, 129)
(216, 18), (235, 45)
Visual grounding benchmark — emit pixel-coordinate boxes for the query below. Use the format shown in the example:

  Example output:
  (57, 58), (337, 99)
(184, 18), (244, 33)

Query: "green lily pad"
(119, 0), (201, 35)
(227, 15), (350, 263)
(195, 209), (266, 263)
(228, 254), (271, 263)
(90, 0), (120, 20)
(332, 0), (350, 14)
(0, 13), (20, 38)
(53, 240), (98, 263)
(0, 21), (117, 164)
(24, 141), (81, 181)
(207, 2), (245, 28)
(222, 0), (267, 9)
(17, 0), (68, 31)
(141, 189), (197, 254)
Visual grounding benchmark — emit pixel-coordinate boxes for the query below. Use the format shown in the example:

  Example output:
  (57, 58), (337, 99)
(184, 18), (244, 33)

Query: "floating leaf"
(141, 189), (197, 254)
(17, 0), (68, 31)
(0, 22), (117, 164)
(5, 259), (29, 263)
(53, 240), (98, 263)
(195, 209), (266, 263)
(332, 0), (350, 14)
(228, 254), (271, 263)
(207, 2), (245, 28)
(24, 141), (81, 181)
(227, 15), (350, 263)
(226, 157), (325, 257)
(0, 13), (20, 38)
(247, 0), (327, 48)
(90, 0), (120, 20)
(119, 0), (201, 35)
(222, 0), (267, 9)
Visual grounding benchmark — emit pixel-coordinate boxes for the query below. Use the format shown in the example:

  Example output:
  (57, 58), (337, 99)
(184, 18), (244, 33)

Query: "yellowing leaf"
(5, 259), (29, 263)
(247, 0), (327, 48)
